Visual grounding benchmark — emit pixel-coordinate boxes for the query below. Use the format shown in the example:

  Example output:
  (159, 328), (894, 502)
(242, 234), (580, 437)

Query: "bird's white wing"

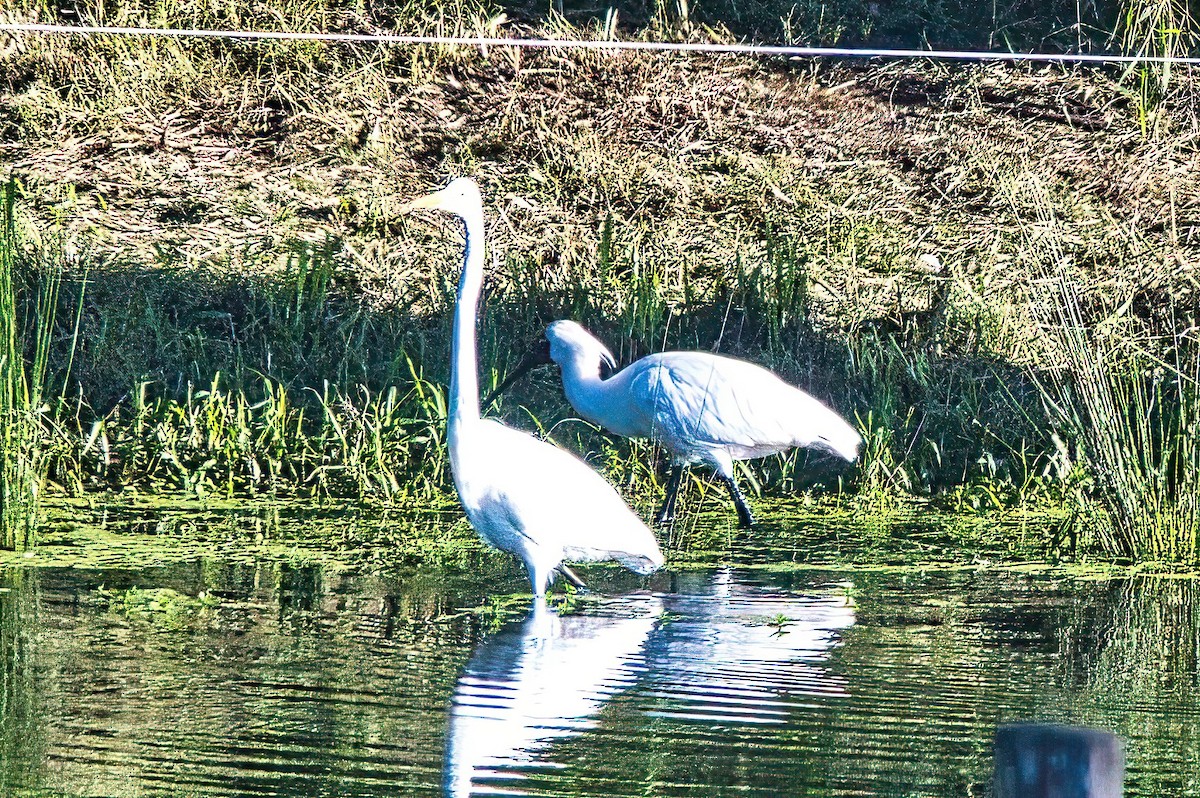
(459, 420), (663, 572)
(626, 353), (823, 459)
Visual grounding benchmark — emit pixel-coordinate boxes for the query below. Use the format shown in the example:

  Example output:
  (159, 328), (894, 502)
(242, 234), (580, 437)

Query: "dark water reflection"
(0, 558), (1198, 796)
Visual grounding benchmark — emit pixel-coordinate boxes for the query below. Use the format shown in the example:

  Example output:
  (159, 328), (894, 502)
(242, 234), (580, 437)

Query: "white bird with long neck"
(489, 320), (862, 528)
(401, 179), (664, 596)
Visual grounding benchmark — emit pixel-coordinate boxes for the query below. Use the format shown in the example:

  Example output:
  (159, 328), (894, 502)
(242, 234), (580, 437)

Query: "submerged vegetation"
(0, 0), (1198, 560)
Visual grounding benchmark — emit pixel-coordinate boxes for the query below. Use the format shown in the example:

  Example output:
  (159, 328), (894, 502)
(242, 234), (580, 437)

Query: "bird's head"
(545, 320), (617, 377)
(400, 177), (483, 219)
(808, 415), (864, 464)
(479, 320), (618, 411)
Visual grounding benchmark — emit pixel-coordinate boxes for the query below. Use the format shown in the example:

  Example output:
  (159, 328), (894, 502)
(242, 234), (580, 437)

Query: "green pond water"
(0, 500), (1198, 797)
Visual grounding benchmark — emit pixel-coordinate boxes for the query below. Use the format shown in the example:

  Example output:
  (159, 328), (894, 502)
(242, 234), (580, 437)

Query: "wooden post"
(993, 723), (1125, 798)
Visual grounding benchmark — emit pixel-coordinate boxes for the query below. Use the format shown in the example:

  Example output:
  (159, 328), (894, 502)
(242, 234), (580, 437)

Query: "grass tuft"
(0, 179), (72, 550)
(1116, 0), (1199, 134)
(1036, 273), (1200, 561)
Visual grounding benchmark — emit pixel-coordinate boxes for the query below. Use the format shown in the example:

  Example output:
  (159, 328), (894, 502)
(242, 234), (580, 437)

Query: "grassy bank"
(1, 0), (1199, 560)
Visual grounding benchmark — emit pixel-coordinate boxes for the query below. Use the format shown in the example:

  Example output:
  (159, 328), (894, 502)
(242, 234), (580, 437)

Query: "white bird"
(488, 320), (862, 527)
(401, 179), (664, 596)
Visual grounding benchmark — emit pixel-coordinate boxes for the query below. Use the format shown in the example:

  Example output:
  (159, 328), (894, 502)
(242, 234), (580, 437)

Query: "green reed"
(0, 180), (72, 550)
(0, 183), (20, 545)
(1036, 273), (1200, 561)
(732, 228), (813, 356)
(1117, 0), (1198, 133)
(59, 373), (452, 501)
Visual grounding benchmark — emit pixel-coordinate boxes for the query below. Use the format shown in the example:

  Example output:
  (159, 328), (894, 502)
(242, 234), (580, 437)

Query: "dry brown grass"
(4, 42), (1198, 332)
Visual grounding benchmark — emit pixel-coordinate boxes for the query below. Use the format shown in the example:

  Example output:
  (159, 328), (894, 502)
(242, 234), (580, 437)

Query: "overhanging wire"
(3, 21), (1200, 65)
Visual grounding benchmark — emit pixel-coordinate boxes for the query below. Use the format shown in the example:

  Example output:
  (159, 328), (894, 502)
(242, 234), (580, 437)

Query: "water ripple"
(5, 559), (1200, 797)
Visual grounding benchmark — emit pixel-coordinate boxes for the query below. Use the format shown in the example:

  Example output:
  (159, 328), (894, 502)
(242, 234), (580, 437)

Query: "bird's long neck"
(450, 209), (486, 429)
(558, 354), (613, 426)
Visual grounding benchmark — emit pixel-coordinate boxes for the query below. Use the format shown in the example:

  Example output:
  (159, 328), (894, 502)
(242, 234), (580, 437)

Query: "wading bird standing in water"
(488, 320), (862, 528)
(401, 179), (663, 596)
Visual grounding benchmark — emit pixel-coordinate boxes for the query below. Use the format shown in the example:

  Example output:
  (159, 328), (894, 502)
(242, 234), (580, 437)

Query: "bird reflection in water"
(443, 595), (662, 796)
(645, 569), (856, 724)
(443, 569), (855, 795)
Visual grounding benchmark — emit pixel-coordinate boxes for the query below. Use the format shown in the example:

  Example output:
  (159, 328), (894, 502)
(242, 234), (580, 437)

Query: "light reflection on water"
(444, 595), (661, 796)
(0, 545), (1198, 797)
(642, 570), (854, 724)
(445, 570), (855, 795)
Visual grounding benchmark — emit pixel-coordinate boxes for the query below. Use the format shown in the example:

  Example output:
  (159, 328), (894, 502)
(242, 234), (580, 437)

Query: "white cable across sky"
(3, 21), (1200, 65)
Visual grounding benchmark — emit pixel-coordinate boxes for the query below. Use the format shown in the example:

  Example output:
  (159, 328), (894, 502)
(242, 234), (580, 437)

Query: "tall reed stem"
(1036, 272), (1199, 561)
(1118, 0), (1198, 133)
(0, 180), (66, 550)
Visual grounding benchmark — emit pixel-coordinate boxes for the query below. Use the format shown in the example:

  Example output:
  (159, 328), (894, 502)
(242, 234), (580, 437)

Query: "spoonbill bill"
(488, 320), (862, 528)
(401, 179), (664, 595)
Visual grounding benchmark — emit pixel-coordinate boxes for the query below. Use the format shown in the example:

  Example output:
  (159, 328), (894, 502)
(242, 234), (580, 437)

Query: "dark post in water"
(993, 723), (1125, 798)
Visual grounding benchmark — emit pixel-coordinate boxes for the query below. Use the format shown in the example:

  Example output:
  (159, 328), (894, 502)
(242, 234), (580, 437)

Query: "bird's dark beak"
(482, 338), (553, 410)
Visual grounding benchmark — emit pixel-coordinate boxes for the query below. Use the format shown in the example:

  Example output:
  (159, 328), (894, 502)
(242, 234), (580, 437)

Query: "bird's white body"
(449, 416), (664, 592)
(408, 180), (663, 595)
(548, 320), (862, 478)
(545, 320), (862, 525)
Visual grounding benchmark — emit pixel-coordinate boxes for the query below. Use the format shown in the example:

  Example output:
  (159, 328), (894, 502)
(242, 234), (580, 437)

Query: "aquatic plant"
(107, 586), (222, 632)
(1035, 273), (1200, 561)
(0, 180), (73, 550)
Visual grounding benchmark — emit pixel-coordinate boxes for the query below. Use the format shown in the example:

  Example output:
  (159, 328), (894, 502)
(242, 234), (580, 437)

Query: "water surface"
(0, 505), (1197, 796)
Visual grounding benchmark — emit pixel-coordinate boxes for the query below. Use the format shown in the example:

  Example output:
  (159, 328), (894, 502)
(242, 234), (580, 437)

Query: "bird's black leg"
(654, 465), (684, 526)
(555, 564), (589, 591)
(721, 475), (757, 529)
